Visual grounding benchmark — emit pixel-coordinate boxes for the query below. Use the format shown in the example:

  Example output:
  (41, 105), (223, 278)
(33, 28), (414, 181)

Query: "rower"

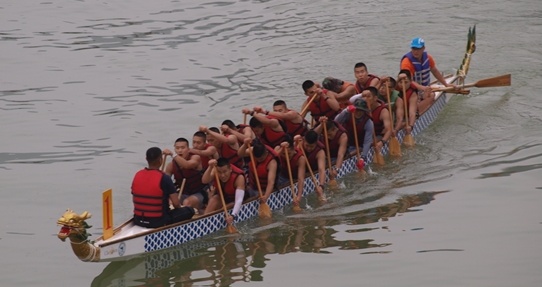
(360, 87), (393, 153)
(393, 70), (418, 137)
(200, 125), (244, 169)
(254, 100), (309, 138)
(296, 131), (326, 199)
(274, 136), (307, 207)
(163, 138), (208, 210)
(321, 76), (357, 108)
(189, 131), (218, 171)
(334, 98), (374, 162)
(301, 80), (341, 123)
(353, 62), (381, 93)
(313, 117), (349, 179)
(244, 108), (288, 148)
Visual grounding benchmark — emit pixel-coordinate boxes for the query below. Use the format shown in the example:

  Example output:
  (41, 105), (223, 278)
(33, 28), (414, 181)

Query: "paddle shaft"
(247, 142), (265, 198)
(213, 168), (236, 231)
(177, 178), (187, 200)
(160, 154), (167, 171)
(297, 140), (320, 188)
(402, 83), (411, 129)
(283, 147), (298, 202)
(322, 120), (335, 176)
(351, 113), (362, 164)
(300, 93), (318, 118)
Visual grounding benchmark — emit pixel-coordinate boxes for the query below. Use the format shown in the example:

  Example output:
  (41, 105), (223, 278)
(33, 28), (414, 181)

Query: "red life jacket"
(354, 74), (380, 93)
(248, 145), (280, 191)
(132, 168), (165, 218)
(236, 124), (250, 145)
(199, 143), (213, 171)
(324, 121), (347, 158)
(259, 125), (287, 148)
(283, 110), (309, 137)
(305, 141), (324, 171)
(219, 137), (244, 169)
(343, 114), (370, 147)
(308, 91), (339, 122)
(279, 148), (303, 180)
(370, 104), (387, 136)
(213, 165), (244, 203)
(398, 84), (418, 110)
(171, 154), (204, 195)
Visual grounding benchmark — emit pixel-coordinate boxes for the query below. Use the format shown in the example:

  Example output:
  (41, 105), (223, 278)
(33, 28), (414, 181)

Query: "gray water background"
(1, 0), (541, 286)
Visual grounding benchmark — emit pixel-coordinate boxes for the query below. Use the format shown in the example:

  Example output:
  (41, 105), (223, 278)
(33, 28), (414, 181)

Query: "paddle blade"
(327, 179), (339, 190)
(292, 204), (303, 213)
(403, 134), (415, 148)
(258, 203), (272, 219)
(226, 224), (238, 234)
(375, 152), (385, 166)
(389, 137), (402, 157)
(475, 74), (511, 88)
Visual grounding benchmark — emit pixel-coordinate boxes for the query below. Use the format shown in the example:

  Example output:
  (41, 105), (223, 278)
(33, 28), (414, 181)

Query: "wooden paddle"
(322, 119), (338, 187)
(296, 138), (326, 202)
(243, 113), (247, 125)
(402, 82), (415, 147)
(214, 167), (238, 234)
(369, 108), (385, 166)
(177, 178), (186, 201)
(247, 142), (272, 219)
(350, 111), (365, 172)
(160, 154), (168, 171)
(283, 145), (302, 212)
(300, 93), (318, 118)
(385, 83), (402, 157)
(432, 74), (511, 92)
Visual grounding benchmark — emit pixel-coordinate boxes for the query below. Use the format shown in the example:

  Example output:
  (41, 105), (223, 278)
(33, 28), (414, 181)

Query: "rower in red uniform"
(353, 62), (381, 93)
(301, 80), (341, 123)
(321, 76), (357, 108)
(163, 138), (207, 210)
(238, 138), (280, 205)
(360, 87), (393, 154)
(393, 70), (419, 137)
(202, 158), (246, 224)
(295, 131), (326, 201)
(132, 147), (195, 228)
(274, 136), (306, 206)
(220, 119), (255, 146)
(200, 125), (244, 169)
(314, 117), (348, 179)
(254, 100), (309, 137)
(243, 108), (288, 148)
(189, 131), (218, 171)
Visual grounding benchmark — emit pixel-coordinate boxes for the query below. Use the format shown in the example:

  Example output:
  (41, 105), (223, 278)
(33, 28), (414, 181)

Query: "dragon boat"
(57, 26), (477, 262)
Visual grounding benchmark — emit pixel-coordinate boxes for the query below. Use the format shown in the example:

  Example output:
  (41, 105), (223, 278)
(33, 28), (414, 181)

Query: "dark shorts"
(134, 207), (195, 228)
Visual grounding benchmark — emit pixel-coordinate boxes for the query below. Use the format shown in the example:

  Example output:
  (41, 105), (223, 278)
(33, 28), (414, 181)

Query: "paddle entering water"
(247, 142), (272, 219)
(295, 136), (326, 202)
(322, 118), (339, 188)
(385, 82), (402, 157)
(213, 167), (238, 234)
(282, 143), (302, 212)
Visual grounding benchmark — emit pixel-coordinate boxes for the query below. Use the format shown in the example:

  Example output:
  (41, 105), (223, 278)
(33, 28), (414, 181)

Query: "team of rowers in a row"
(132, 60), (453, 228)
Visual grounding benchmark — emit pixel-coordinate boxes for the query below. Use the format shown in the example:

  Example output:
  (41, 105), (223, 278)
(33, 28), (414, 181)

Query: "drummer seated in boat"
(295, 132), (326, 200)
(132, 147), (195, 228)
(321, 76), (357, 109)
(313, 117), (348, 179)
(200, 125), (244, 170)
(334, 98), (374, 162)
(202, 158), (247, 223)
(358, 87), (393, 153)
(274, 136), (307, 206)
(393, 70), (419, 137)
(353, 62), (381, 93)
(188, 131), (218, 171)
(301, 80), (341, 124)
(253, 100), (309, 138)
(163, 138), (208, 210)
(238, 138), (280, 204)
(244, 108), (288, 148)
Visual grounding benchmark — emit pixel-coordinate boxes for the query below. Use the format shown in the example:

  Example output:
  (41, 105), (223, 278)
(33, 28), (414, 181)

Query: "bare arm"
(264, 159), (278, 199)
(316, 150), (326, 187)
(335, 133), (348, 171)
(173, 154), (201, 170)
(431, 66), (452, 87)
(335, 85), (356, 103)
(380, 108), (392, 142)
(296, 156), (306, 201)
(324, 92), (341, 112)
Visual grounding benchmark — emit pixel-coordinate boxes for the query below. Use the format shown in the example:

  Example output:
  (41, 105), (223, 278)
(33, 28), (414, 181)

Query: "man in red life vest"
(353, 62), (381, 93)
(238, 138), (280, 204)
(301, 80), (341, 123)
(243, 108), (288, 148)
(163, 138), (207, 210)
(393, 70), (419, 137)
(334, 98), (374, 162)
(202, 158), (246, 223)
(274, 136), (307, 207)
(199, 125), (244, 169)
(314, 117), (348, 179)
(321, 76), (357, 108)
(220, 119), (255, 146)
(131, 147), (195, 228)
(360, 87), (393, 153)
(294, 132), (326, 201)
(254, 100), (309, 138)
(188, 131), (218, 171)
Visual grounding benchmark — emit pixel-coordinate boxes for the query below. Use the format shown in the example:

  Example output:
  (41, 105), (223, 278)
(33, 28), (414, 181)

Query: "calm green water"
(1, 0), (541, 286)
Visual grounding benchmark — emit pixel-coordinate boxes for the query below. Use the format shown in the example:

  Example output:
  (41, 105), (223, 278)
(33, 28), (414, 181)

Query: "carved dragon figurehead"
(57, 209), (100, 261)
(57, 209), (92, 241)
